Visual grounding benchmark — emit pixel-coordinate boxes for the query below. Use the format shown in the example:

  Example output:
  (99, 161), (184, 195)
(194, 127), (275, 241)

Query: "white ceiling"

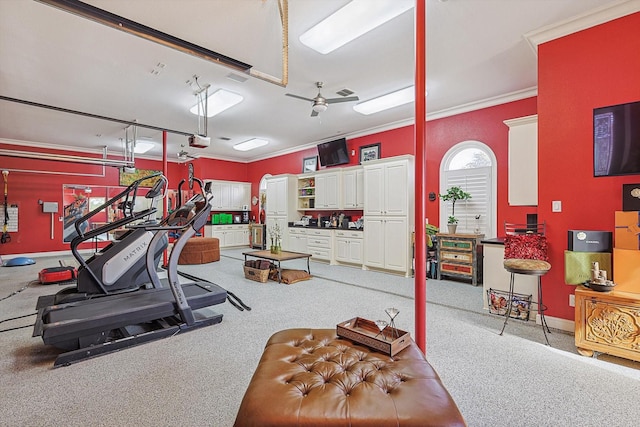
(0, 0), (634, 164)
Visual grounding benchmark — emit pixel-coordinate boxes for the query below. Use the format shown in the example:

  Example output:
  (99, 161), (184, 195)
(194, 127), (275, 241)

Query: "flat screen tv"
(594, 100), (640, 177)
(317, 138), (349, 167)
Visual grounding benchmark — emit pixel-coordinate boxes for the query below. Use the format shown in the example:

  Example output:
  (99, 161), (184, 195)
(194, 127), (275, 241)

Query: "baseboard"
(537, 313), (575, 334)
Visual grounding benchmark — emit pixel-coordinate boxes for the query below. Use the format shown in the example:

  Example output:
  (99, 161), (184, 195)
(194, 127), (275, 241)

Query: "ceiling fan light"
(353, 86), (415, 115)
(312, 103), (328, 113)
(300, 0), (414, 54)
(233, 138), (269, 152)
(189, 89), (243, 117)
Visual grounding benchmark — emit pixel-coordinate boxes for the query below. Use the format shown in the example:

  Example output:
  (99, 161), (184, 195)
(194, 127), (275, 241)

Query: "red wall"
(0, 144), (247, 255)
(537, 12), (640, 320)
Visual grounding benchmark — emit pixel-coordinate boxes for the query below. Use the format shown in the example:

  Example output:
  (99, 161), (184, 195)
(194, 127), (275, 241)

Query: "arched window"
(258, 174), (272, 213)
(440, 141), (497, 237)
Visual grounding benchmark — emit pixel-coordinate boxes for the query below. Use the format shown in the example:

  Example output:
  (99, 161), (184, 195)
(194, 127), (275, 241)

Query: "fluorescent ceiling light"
(353, 86), (415, 115)
(233, 138), (269, 152)
(134, 140), (154, 153)
(299, 0), (413, 54)
(190, 89), (243, 117)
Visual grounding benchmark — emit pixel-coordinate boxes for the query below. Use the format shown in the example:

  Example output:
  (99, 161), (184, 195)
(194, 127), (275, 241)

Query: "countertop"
(481, 237), (505, 245)
(289, 224), (363, 231)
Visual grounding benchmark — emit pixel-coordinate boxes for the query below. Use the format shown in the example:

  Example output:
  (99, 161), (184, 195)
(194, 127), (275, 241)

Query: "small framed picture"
(302, 156), (318, 173)
(359, 143), (381, 164)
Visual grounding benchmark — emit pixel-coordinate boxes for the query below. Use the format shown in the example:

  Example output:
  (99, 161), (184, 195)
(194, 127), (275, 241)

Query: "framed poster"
(359, 143), (381, 163)
(302, 156), (318, 173)
(119, 168), (162, 187)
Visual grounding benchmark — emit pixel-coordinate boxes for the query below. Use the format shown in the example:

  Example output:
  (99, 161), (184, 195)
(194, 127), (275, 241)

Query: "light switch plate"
(552, 200), (562, 212)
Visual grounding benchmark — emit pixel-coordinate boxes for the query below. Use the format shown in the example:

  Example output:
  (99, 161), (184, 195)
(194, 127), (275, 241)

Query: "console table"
(436, 233), (483, 286)
(575, 284), (640, 362)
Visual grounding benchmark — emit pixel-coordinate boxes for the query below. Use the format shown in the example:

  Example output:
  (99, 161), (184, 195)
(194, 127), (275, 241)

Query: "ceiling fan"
(177, 145), (200, 161)
(286, 82), (359, 117)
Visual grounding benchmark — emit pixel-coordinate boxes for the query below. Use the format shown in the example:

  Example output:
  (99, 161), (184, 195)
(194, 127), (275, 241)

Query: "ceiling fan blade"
(286, 93), (315, 102)
(325, 96), (360, 104)
(311, 109), (319, 117)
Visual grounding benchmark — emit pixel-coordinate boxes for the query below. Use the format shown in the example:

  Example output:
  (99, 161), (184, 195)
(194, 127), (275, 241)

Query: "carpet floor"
(0, 248), (639, 426)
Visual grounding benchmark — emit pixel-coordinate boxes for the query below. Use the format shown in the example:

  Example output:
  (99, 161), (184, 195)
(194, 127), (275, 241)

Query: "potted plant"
(439, 186), (472, 234)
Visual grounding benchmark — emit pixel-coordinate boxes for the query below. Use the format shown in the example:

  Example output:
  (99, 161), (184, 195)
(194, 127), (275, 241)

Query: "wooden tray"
(336, 317), (411, 356)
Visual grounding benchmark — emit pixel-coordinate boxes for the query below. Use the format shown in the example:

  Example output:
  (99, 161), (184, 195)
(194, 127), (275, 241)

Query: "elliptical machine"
(46, 174), (169, 306)
(33, 179), (227, 367)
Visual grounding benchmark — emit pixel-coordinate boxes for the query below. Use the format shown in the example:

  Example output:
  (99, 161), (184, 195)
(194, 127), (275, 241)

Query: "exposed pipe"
(0, 147), (132, 168)
(249, 0), (289, 87)
(0, 96), (192, 137)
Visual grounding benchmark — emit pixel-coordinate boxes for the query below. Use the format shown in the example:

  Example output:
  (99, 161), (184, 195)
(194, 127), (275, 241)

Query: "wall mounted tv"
(594, 99), (640, 177)
(317, 138), (349, 167)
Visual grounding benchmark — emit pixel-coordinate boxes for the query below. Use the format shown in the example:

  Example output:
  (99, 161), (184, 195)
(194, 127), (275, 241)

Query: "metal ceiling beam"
(35, 0), (253, 73)
(0, 95), (192, 137)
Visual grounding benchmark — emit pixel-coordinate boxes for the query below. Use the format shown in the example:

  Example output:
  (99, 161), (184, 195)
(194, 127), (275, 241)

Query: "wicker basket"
(244, 265), (270, 283)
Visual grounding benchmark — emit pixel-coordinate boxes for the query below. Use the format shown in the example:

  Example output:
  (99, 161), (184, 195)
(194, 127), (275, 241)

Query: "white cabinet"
(362, 155), (414, 276)
(265, 216), (289, 249)
(505, 114), (538, 206)
(335, 230), (363, 265)
(315, 171), (341, 209)
(205, 225), (249, 248)
(265, 175), (298, 249)
(342, 166), (364, 209)
(306, 228), (333, 263)
(364, 159), (409, 216)
(231, 182), (250, 210)
(289, 228), (308, 253)
(363, 217), (408, 272)
(266, 175), (297, 216)
(206, 180), (251, 211)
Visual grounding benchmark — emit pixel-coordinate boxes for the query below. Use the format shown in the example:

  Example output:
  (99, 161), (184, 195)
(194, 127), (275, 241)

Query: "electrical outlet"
(552, 200), (562, 212)
(569, 294), (575, 307)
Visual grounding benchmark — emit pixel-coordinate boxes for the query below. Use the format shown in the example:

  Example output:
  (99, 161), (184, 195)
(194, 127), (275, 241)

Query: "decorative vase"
(447, 224), (458, 234)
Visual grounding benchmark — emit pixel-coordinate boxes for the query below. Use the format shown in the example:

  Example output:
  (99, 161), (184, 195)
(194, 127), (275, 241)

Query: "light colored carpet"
(0, 248), (639, 426)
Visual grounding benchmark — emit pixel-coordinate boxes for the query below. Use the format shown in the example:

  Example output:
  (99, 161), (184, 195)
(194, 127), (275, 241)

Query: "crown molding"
(524, 0), (640, 55)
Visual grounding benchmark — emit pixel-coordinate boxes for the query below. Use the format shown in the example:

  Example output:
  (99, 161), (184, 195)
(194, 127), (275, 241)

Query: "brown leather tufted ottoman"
(234, 328), (466, 427)
(177, 237), (220, 265)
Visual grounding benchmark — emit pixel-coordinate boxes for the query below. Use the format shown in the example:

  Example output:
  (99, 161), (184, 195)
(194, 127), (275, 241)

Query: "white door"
(384, 217), (408, 271)
(384, 161), (408, 216)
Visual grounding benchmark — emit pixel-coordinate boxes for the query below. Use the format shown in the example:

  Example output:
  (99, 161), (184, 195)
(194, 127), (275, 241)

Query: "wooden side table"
(436, 233), (484, 286)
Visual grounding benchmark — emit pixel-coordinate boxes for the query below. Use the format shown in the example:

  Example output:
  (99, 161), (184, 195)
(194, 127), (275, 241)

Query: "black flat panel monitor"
(594, 100), (640, 177)
(317, 138), (349, 167)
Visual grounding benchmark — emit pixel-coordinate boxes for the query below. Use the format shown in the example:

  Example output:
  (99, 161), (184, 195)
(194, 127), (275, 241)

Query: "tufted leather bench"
(234, 328), (466, 427)
(177, 237), (220, 265)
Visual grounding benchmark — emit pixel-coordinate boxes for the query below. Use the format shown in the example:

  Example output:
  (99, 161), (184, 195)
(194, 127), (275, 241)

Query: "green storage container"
(212, 213), (220, 224)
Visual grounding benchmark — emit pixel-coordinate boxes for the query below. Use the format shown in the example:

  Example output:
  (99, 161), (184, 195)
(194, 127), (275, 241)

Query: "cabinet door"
(220, 183), (231, 210)
(210, 182), (224, 210)
(364, 165), (384, 215)
(211, 228), (225, 245)
(363, 217), (385, 268)
(384, 161), (408, 216)
(234, 228), (248, 246)
(266, 178), (284, 216)
(323, 173), (340, 209)
(349, 238), (364, 264)
(355, 168), (364, 209)
(335, 238), (349, 261)
(342, 170), (357, 208)
(384, 217), (408, 271)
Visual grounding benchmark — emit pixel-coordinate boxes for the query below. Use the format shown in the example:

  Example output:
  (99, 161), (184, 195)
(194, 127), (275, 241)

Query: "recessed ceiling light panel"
(233, 138), (269, 151)
(300, 0), (413, 54)
(353, 86), (415, 115)
(190, 89), (243, 117)
(134, 140), (155, 154)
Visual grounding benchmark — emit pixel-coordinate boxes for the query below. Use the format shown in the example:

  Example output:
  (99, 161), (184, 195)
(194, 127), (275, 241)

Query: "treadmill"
(33, 182), (227, 367)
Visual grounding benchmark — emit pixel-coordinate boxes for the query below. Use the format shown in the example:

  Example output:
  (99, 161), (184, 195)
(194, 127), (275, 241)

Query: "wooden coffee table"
(242, 250), (312, 283)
